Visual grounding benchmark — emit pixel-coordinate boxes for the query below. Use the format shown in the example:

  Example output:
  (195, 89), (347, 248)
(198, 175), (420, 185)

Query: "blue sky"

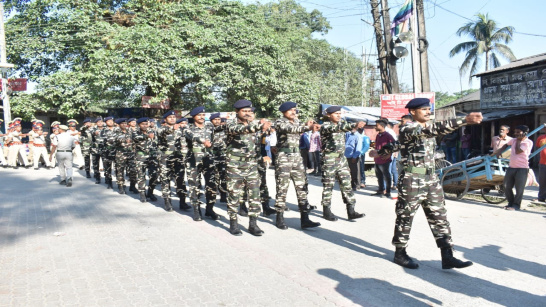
(243, 0), (546, 94)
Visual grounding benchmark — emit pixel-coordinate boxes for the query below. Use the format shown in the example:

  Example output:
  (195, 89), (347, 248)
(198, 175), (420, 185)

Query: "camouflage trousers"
(102, 151), (115, 181)
(214, 154), (227, 194)
(158, 152), (184, 199)
(258, 157), (270, 203)
(226, 157), (261, 219)
(321, 153), (355, 208)
(115, 151), (136, 185)
(392, 172), (452, 249)
(274, 152), (310, 212)
(135, 154), (159, 192)
(187, 155), (217, 206)
(81, 145), (91, 173)
(92, 153), (102, 178)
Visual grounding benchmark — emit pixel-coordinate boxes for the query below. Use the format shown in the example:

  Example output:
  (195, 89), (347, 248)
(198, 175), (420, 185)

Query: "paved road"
(1, 167), (545, 306)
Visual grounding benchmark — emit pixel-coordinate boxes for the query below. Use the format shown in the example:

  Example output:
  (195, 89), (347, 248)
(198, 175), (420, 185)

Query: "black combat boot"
(322, 206), (338, 221)
(147, 186), (158, 201)
(220, 192), (228, 203)
(59, 179), (67, 185)
(205, 204), (219, 220)
(163, 198), (173, 212)
(441, 248), (473, 269)
(118, 184), (126, 194)
(106, 178), (113, 189)
(178, 193), (191, 211)
(262, 201), (277, 217)
(347, 205), (365, 220)
(129, 181), (139, 194)
(238, 202), (249, 217)
(192, 204), (203, 221)
(139, 191), (147, 203)
(66, 178), (73, 187)
(248, 216), (264, 236)
(394, 247), (419, 269)
(95, 175), (101, 184)
(275, 210), (288, 230)
(300, 212), (320, 229)
(86, 171), (91, 178)
(230, 218), (242, 236)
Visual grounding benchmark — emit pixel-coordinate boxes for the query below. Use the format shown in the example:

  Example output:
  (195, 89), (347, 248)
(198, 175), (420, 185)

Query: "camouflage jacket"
(99, 127), (117, 157)
(211, 124), (226, 156)
(132, 128), (155, 157)
(80, 125), (94, 149)
(114, 128), (134, 153)
(274, 117), (310, 152)
(225, 119), (263, 158)
(156, 125), (177, 155)
(90, 126), (104, 154)
(174, 127), (188, 157)
(379, 118), (467, 171)
(184, 122), (214, 159)
(320, 120), (357, 154)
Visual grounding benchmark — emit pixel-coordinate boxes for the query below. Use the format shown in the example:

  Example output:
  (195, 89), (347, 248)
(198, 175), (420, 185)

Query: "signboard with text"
(380, 92), (435, 120)
(141, 96), (170, 109)
(0, 78), (27, 91)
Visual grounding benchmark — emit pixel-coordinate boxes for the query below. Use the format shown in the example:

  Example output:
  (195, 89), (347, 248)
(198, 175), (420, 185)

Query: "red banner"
(380, 92), (435, 120)
(141, 96), (170, 109)
(0, 78), (27, 91)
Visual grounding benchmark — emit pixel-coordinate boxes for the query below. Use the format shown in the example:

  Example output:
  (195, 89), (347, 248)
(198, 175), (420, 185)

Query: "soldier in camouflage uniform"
(79, 118), (94, 178)
(90, 117), (105, 184)
(184, 106), (219, 221)
(225, 99), (271, 236)
(377, 98), (481, 270)
(210, 113), (228, 203)
(99, 116), (117, 189)
(320, 106), (366, 221)
(113, 118), (137, 195)
(126, 118), (139, 194)
(174, 117), (190, 210)
(255, 120), (276, 216)
(132, 117), (159, 202)
(273, 102), (321, 230)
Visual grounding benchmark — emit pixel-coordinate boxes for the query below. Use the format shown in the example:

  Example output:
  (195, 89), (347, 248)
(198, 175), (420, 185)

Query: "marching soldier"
(80, 118), (94, 178)
(184, 106), (219, 221)
(320, 106), (365, 221)
(174, 117), (190, 210)
(28, 120), (51, 169)
(99, 116), (117, 189)
(91, 117), (105, 183)
(210, 113), (228, 203)
(225, 99), (271, 236)
(114, 118), (137, 194)
(273, 102), (321, 230)
(132, 118), (159, 202)
(156, 110), (182, 211)
(376, 98), (480, 270)
(128, 118), (137, 131)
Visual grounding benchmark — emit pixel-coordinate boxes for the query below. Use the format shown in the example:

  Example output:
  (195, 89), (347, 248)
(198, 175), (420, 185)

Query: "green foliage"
(6, 0), (370, 120)
(435, 89), (479, 108)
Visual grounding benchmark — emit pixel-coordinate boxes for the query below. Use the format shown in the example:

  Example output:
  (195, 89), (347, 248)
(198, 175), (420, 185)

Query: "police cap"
(176, 118), (188, 124)
(405, 98), (431, 109)
(190, 106), (205, 117)
(233, 99), (252, 110)
(104, 116), (114, 122)
(163, 110), (176, 119)
(325, 106), (342, 114)
(209, 112), (221, 120)
(137, 117), (149, 124)
(127, 118), (136, 123)
(83, 118), (92, 124)
(279, 101), (297, 112)
(94, 117), (103, 123)
(115, 118), (127, 125)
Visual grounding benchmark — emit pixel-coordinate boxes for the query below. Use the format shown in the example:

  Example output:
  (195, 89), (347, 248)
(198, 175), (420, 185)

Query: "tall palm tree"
(449, 13), (516, 83)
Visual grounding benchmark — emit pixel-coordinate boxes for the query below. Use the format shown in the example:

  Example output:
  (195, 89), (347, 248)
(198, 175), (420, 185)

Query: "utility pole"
(416, 0), (430, 92)
(380, 0), (400, 93)
(370, 0), (391, 94)
(410, 3), (422, 93)
(0, 3), (14, 133)
(361, 46), (367, 107)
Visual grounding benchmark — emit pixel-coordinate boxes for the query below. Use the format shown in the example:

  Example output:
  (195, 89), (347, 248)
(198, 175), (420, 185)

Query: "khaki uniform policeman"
(28, 120), (51, 169)
(50, 125), (76, 187)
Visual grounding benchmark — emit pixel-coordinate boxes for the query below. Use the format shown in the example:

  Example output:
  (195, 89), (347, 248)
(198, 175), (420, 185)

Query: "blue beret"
(83, 118), (92, 123)
(325, 106), (342, 114)
(176, 118), (188, 124)
(209, 112), (220, 120)
(104, 116), (114, 121)
(115, 118), (127, 125)
(127, 118), (136, 123)
(136, 117), (148, 124)
(149, 118), (157, 123)
(163, 110), (176, 118)
(279, 101), (297, 112)
(190, 106), (205, 117)
(405, 98), (431, 109)
(233, 99), (252, 109)
(94, 117), (103, 123)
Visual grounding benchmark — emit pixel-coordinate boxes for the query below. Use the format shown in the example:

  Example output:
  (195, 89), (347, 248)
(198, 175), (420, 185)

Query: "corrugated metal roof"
(481, 109), (534, 122)
(474, 53), (546, 77)
(438, 91), (480, 109)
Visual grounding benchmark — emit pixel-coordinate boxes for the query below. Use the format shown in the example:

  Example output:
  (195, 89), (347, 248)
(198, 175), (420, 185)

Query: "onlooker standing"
(308, 125), (322, 176)
(299, 131), (311, 170)
(371, 119), (395, 198)
(492, 125), (532, 211)
(358, 128), (370, 188)
(443, 130), (459, 164)
(460, 128), (471, 160)
(345, 127), (362, 191)
(491, 125), (512, 158)
(535, 131), (546, 202)
(385, 121), (399, 189)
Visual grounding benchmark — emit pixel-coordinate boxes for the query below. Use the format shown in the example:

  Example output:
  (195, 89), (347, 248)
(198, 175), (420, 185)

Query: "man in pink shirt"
(491, 125), (512, 158)
(492, 125), (533, 211)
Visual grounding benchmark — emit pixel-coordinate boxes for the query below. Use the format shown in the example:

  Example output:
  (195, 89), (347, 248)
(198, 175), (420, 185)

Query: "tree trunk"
(485, 50), (489, 71)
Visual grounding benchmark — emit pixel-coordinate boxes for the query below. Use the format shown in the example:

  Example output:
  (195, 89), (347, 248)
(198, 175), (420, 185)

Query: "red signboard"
(141, 96), (170, 109)
(380, 92), (435, 120)
(0, 78), (27, 91)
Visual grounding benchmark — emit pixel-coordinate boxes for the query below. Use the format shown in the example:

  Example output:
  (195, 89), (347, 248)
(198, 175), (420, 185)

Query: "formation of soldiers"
(1, 98), (483, 270)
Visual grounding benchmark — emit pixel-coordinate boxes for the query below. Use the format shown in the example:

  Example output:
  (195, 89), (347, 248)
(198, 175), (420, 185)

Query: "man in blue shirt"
(345, 127), (363, 191)
(359, 128), (370, 188)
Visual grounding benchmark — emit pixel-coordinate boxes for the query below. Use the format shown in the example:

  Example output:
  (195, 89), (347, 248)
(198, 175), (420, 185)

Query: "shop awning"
(480, 109), (534, 122)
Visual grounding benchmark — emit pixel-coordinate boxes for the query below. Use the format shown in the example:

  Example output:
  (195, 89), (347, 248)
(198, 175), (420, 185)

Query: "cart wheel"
(481, 185), (507, 204)
(435, 158), (452, 170)
(441, 166), (470, 200)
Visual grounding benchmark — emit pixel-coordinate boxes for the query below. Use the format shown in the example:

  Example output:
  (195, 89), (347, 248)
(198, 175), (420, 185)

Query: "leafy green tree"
(449, 13), (516, 83)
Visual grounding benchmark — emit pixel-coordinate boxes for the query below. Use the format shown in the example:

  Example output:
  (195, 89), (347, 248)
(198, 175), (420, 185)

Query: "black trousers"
(347, 158), (360, 189)
(504, 167), (528, 209)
